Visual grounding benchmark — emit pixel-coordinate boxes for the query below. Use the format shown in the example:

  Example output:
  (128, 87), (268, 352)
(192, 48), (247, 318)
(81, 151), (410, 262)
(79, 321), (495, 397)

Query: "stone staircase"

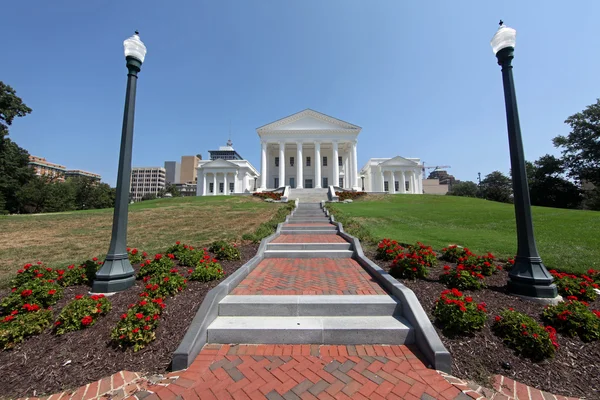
(205, 202), (414, 345)
(289, 188), (329, 203)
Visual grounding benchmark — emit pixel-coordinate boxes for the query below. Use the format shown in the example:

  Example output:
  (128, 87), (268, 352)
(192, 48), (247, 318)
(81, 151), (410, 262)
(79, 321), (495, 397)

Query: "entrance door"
(290, 177), (295, 188)
(305, 179), (313, 189)
(274, 178), (279, 188)
(322, 177), (328, 188)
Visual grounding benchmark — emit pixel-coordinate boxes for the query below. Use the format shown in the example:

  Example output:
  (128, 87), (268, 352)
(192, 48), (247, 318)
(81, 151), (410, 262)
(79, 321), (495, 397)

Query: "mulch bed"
(0, 243), (258, 399)
(363, 248), (600, 400)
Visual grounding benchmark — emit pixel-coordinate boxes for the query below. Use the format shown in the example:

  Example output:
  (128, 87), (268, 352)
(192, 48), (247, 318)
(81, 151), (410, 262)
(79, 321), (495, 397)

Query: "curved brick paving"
(230, 258), (386, 295)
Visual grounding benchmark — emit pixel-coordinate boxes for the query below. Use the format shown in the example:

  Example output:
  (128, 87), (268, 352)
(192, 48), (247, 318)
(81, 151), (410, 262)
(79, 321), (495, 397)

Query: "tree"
(479, 171), (512, 203)
(0, 82), (32, 140)
(527, 155), (582, 209)
(141, 193), (157, 201)
(160, 183), (181, 198)
(553, 99), (600, 187)
(446, 181), (479, 197)
(16, 175), (51, 213)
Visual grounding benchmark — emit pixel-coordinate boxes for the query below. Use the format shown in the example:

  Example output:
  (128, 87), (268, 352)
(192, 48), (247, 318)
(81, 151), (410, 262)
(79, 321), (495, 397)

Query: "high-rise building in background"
(65, 170), (102, 182)
(28, 156), (67, 182)
(164, 161), (181, 184)
(180, 155), (200, 184)
(130, 167), (166, 202)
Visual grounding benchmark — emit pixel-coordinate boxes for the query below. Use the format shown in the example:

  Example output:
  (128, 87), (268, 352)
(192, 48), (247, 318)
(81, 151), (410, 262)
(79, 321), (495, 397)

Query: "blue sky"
(3, 1), (599, 186)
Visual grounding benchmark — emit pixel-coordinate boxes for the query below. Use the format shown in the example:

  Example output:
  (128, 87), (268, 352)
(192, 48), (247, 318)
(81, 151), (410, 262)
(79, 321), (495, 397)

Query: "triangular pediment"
(380, 156), (419, 167)
(200, 159), (239, 169)
(257, 109), (360, 132)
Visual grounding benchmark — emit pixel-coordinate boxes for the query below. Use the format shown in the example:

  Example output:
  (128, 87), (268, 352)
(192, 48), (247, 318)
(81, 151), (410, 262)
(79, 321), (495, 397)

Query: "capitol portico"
(257, 109), (361, 191)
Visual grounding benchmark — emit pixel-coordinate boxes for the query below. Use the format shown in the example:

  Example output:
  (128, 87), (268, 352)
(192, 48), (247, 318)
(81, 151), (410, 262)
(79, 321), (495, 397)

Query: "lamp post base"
(507, 279), (558, 299)
(92, 256), (135, 293)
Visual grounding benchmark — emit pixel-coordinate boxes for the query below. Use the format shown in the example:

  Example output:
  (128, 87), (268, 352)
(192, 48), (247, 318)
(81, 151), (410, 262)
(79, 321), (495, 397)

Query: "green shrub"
(549, 270), (597, 302)
(209, 240), (241, 261)
(1, 280), (63, 314)
(110, 298), (165, 351)
(492, 309), (558, 361)
(179, 249), (207, 267)
(335, 191), (367, 201)
(137, 254), (175, 279)
(190, 261), (225, 282)
(432, 288), (487, 335)
(376, 239), (403, 261)
(439, 265), (485, 290)
(0, 308), (53, 350)
(54, 294), (111, 335)
(504, 257), (515, 271)
(542, 299), (600, 342)
(55, 264), (89, 287)
(81, 258), (104, 283)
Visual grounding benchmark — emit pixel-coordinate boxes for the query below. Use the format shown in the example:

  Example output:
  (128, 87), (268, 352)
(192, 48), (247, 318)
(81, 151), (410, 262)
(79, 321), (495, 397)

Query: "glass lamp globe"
(123, 31), (147, 63)
(491, 23), (516, 55)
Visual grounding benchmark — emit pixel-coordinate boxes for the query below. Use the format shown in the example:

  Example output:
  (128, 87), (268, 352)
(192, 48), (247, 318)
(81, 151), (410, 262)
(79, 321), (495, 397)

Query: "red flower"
(24, 263), (32, 270)
(132, 328), (140, 333)
(154, 254), (163, 260)
(170, 268), (178, 273)
(145, 316), (151, 321)
(55, 320), (61, 326)
(144, 325), (151, 330)
(168, 254), (175, 260)
(176, 241), (181, 245)
(21, 289), (33, 297)
(10, 310), (18, 316)
(48, 289), (56, 295)
(75, 295), (84, 300)
(135, 313), (144, 319)
(465, 296), (473, 303)
(92, 257), (98, 262)
(121, 313), (128, 319)
(443, 265), (451, 271)
(142, 252), (148, 258)
(68, 265), (74, 269)
(566, 295), (578, 301)
(495, 316), (502, 322)
(132, 248), (138, 255)
(3, 315), (15, 323)
(163, 276), (170, 282)
(139, 300), (147, 306)
(81, 316), (93, 326)
(153, 314), (159, 320)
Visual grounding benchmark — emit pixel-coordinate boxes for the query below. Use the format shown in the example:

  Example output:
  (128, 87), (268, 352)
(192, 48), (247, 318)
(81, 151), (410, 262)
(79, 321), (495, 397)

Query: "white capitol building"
(196, 109), (440, 196)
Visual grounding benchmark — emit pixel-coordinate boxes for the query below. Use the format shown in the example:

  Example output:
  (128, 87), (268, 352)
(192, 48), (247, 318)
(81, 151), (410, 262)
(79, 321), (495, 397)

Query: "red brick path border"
(271, 235), (348, 244)
(231, 258), (387, 295)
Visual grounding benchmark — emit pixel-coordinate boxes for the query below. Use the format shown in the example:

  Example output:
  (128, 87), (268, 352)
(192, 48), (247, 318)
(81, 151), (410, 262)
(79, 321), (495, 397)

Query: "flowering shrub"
(55, 264), (89, 287)
(10, 262), (58, 288)
(137, 254), (175, 279)
(190, 261), (225, 282)
(53, 294), (112, 335)
(432, 288), (487, 335)
(587, 269), (600, 285)
(492, 309), (558, 360)
(439, 265), (485, 290)
(0, 308), (53, 350)
(335, 191), (367, 201)
(253, 192), (282, 200)
(1, 280), (63, 313)
(549, 270), (598, 302)
(376, 239), (403, 261)
(542, 299), (600, 342)
(142, 272), (186, 298)
(390, 252), (428, 280)
(504, 257), (515, 271)
(440, 245), (472, 263)
(80, 258), (104, 283)
(459, 253), (499, 276)
(209, 241), (241, 261)
(408, 242), (437, 268)
(127, 248), (147, 265)
(110, 298), (165, 351)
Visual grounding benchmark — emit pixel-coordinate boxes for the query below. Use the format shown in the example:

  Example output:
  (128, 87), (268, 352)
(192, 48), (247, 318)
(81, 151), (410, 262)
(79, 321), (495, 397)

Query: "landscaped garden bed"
(365, 242), (600, 399)
(0, 242), (258, 399)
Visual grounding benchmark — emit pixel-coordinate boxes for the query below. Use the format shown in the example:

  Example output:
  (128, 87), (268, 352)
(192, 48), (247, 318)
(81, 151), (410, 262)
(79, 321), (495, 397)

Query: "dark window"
(305, 179), (313, 188)
(384, 181), (389, 192)
(274, 178), (279, 188)
(209, 183), (214, 193)
(323, 156), (327, 166)
(290, 177), (295, 188)
(219, 183), (224, 193)
(395, 181), (399, 191)
(290, 157), (295, 167)
(405, 181), (410, 191)
(322, 177), (328, 187)
(339, 178), (344, 187)
(229, 182), (234, 193)
(275, 157), (279, 167)
(338, 156), (343, 167)
(306, 157), (311, 167)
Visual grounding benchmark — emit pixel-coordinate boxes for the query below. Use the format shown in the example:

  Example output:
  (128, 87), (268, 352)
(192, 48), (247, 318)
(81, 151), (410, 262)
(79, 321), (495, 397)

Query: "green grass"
(327, 194), (600, 274)
(0, 196), (284, 286)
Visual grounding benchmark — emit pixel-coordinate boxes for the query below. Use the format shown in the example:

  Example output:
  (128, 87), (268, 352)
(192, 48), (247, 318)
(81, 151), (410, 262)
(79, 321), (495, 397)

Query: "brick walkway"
(143, 344), (465, 400)
(271, 235), (347, 244)
(231, 258), (386, 295)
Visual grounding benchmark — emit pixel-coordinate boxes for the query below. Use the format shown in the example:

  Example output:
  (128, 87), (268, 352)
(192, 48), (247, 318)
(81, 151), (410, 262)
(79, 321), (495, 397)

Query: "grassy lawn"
(0, 196), (283, 286)
(327, 194), (600, 274)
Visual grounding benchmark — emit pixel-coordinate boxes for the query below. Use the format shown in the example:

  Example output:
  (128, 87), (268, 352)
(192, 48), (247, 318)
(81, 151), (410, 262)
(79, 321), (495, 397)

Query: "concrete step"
(219, 295), (400, 317)
(296, 205), (322, 209)
(288, 218), (330, 223)
(264, 249), (354, 258)
(207, 316), (414, 344)
(281, 225), (337, 231)
(266, 242), (351, 251)
(280, 229), (338, 235)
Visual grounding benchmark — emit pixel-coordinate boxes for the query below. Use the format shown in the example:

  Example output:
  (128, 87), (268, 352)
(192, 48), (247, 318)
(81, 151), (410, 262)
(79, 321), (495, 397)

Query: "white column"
(202, 171), (207, 196)
(315, 142), (322, 188)
(410, 172), (416, 194)
(381, 168), (386, 191)
(241, 172), (246, 193)
(400, 170), (406, 194)
(222, 172), (227, 195)
(260, 141), (267, 190)
(352, 140), (358, 189)
(296, 141), (303, 188)
(279, 141), (285, 188)
(332, 141), (339, 188)
(391, 171), (396, 194)
(213, 173), (217, 196)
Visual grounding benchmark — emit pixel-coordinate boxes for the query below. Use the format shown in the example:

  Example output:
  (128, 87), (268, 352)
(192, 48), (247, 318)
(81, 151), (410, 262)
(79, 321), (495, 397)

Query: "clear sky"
(2, 1), (599, 186)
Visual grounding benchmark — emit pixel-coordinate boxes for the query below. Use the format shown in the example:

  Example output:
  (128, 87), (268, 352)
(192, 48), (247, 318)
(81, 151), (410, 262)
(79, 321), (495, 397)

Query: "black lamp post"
(92, 32), (147, 293)
(491, 21), (557, 299)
